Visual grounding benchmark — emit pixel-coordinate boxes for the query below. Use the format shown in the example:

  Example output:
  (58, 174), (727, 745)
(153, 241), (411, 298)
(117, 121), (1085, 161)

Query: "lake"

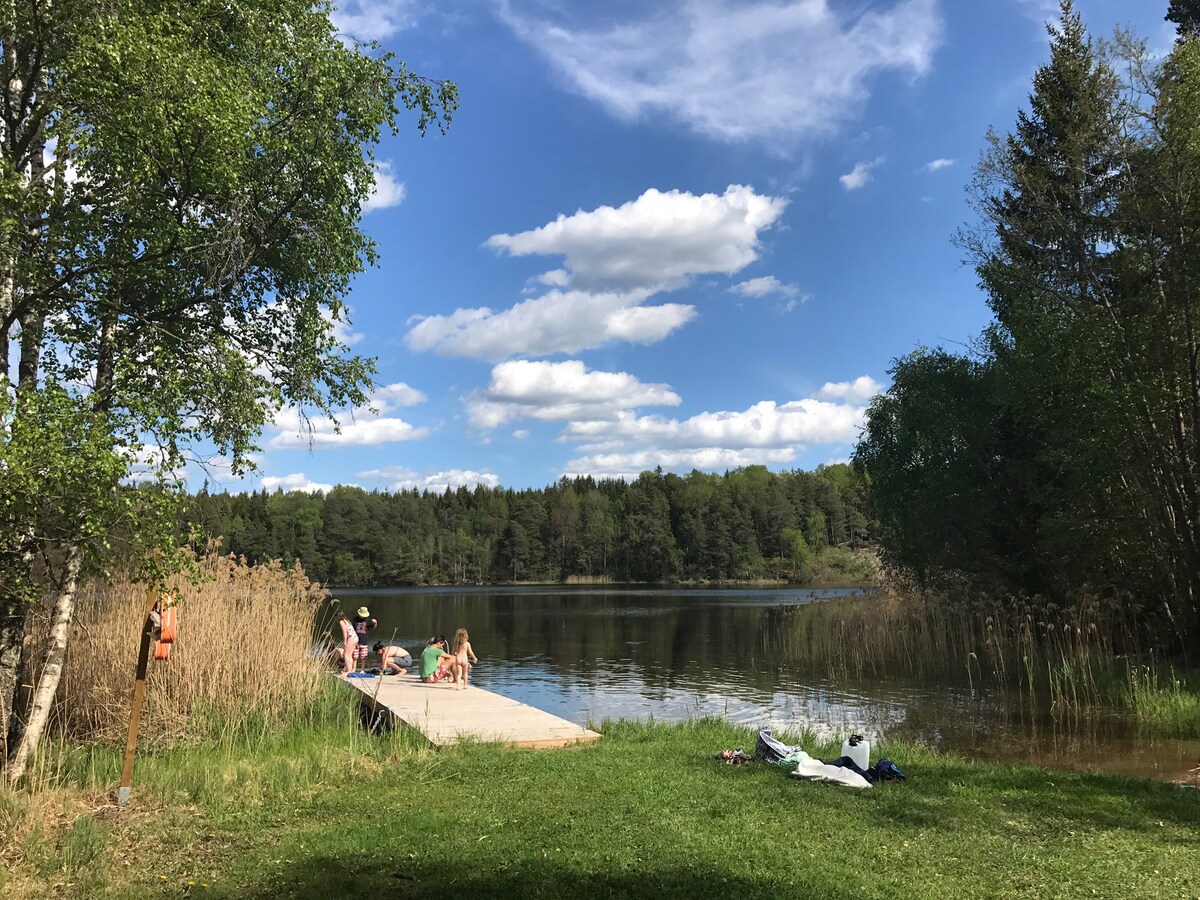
(333, 585), (1199, 782)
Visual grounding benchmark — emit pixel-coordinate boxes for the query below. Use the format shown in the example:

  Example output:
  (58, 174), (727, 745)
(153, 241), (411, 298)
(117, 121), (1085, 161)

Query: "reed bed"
(766, 588), (1179, 718)
(46, 552), (330, 747)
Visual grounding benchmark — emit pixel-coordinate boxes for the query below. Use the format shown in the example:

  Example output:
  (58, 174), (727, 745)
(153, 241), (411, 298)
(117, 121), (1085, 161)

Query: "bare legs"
(437, 655), (465, 686)
(456, 655), (473, 689)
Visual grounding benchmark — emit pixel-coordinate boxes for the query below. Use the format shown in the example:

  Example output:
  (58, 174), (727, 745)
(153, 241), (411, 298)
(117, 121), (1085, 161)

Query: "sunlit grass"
(2, 717), (1197, 899)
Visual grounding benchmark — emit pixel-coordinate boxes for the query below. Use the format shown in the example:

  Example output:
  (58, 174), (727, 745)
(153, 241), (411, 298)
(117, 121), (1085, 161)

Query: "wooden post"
(117, 586), (158, 806)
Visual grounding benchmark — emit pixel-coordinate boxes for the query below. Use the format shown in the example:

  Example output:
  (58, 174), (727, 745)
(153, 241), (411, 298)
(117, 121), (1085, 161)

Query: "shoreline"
(327, 578), (881, 590)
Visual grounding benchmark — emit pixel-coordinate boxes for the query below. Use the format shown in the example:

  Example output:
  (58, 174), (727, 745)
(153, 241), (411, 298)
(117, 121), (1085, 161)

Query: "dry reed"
(50, 552), (329, 745)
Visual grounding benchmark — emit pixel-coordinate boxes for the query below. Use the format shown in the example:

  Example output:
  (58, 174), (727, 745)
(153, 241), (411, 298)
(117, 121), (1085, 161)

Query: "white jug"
(841, 734), (870, 770)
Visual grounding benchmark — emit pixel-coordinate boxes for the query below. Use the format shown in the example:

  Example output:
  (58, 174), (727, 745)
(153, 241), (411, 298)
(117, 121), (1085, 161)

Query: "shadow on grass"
(233, 856), (863, 900)
(860, 761), (1200, 842)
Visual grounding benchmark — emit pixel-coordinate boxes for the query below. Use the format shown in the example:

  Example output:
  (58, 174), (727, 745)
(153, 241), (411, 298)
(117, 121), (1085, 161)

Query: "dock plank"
(338, 674), (602, 749)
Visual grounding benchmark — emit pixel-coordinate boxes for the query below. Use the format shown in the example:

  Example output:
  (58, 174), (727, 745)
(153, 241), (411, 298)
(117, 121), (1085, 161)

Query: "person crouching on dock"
(374, 642), (411, 675)
(420, 635), (461, 684)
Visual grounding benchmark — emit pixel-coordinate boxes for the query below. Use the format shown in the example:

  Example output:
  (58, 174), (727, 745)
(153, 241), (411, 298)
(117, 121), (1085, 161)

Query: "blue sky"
(211, 0), (1172, 495)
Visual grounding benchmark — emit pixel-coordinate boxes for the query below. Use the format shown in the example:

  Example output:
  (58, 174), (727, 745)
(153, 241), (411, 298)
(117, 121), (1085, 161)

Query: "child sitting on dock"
(451, 628), (479, 690)
(420, 635), (461, 684)
(373, 642), (412, 675)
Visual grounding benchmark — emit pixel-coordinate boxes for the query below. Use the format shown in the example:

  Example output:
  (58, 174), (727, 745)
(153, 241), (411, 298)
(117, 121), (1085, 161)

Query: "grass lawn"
(1, 714), (1197, 899)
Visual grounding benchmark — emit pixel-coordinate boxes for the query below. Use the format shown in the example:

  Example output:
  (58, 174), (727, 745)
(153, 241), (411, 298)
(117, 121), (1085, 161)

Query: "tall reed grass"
(765, 588), (1193, 726)
(44, 551), (330, 748)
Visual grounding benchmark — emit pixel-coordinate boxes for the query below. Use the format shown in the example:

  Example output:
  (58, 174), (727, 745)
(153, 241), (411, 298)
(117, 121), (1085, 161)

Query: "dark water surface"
(334, 585), (1199, 782)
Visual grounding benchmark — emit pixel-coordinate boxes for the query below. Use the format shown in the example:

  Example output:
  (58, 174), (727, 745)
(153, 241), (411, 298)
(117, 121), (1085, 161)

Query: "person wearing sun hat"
(351, 606), (377, 663)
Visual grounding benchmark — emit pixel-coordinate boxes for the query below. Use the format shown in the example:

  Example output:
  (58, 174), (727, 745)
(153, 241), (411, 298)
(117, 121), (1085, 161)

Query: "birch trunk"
(0, 600), (27, 760)
(5, 542), (83, 785)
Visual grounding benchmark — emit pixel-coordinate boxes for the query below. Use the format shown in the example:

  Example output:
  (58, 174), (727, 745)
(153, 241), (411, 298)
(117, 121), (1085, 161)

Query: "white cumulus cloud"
(921, 157), (956, 173)
(370, 382), (426, 409)
(268, 383), (429, 449)
(262, 473), (337, 493)
(500, 0), (943, 150)
(122, 444), (184, 484)
(728, 275), (801, 299)
(405, 288), (693, 359)
(326, 305), (364, 347)
(1016, 0), (1060, 26)
(563, 398), (865, 451)
(816, 375), (883, 403)
(187, 453), (262, 489)
(484, 184), (788, 292)
(362, 160), (406, 213)
(840, 157), (884, 190)
(466, 359), (681, 429)
(331, 0), (417, 43)
(357, 466), (501, 494)
(556, 383), (878, 480)
(407, 185), (786, 359)
(564, 447), (798, 482)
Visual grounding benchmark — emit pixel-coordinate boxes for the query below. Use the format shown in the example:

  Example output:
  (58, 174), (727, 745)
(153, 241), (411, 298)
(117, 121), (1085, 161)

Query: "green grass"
(2, 703), (1198, 900)
(1126, 666), (1200, 737)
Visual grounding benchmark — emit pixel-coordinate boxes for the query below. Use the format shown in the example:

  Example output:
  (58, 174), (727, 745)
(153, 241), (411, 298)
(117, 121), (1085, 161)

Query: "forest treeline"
(856, 2), (1200, 653)
(182, 464), (875, 587)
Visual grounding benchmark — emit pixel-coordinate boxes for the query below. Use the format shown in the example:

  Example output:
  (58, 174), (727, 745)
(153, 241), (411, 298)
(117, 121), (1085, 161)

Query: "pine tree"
(1167, 0), (1200, 37)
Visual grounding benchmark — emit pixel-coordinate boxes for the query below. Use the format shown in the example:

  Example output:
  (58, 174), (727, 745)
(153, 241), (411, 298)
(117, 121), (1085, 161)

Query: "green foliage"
(858, 2), (1200, 649)
(1, 0), (456, 563)
(780, 527), (813, 583)
(0, 385), (185, 599)
(1167, 0), (1200, 37)
(856, 349), (1012, 588)
(185, 465), (877, 586)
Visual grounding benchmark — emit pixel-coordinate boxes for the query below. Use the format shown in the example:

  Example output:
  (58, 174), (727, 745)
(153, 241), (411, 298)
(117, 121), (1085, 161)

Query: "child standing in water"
(451, 628), (479, 690)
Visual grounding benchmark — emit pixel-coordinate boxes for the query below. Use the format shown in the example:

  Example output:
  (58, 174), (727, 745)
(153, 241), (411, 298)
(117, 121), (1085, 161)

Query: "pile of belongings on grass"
(715, 748), (754, 766)
(751, 730), (906, 789)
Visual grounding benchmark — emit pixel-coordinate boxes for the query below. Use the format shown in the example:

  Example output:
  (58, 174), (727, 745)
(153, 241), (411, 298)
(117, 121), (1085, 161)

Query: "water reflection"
(335, 586), (1198, 782)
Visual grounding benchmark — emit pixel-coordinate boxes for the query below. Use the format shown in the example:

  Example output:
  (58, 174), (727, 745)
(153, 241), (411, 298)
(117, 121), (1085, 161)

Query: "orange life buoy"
(160, 606), (178, 644)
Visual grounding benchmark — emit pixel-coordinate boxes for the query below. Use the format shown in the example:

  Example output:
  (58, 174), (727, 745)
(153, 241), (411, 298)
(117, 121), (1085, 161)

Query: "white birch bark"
(5, 542), (83, 785)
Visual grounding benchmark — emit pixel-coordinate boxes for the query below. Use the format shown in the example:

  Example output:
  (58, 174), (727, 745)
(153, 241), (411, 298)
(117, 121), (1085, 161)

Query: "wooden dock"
(338, 674), (602, 750)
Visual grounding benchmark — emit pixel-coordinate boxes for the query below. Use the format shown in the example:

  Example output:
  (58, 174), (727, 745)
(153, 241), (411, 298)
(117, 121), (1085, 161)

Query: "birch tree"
(0, 0), (455, 781)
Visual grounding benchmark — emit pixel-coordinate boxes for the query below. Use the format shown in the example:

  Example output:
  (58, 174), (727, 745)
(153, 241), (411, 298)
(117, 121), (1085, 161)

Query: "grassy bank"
(1, 696), (1197, 899)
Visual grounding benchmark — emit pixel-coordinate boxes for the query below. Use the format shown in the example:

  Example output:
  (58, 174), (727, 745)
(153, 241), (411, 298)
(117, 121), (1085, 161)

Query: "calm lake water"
(333, 585), (1199, 782)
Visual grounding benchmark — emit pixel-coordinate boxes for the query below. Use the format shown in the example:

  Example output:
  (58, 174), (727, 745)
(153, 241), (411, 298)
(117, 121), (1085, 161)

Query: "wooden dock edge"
(336, 674), (602, 750)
